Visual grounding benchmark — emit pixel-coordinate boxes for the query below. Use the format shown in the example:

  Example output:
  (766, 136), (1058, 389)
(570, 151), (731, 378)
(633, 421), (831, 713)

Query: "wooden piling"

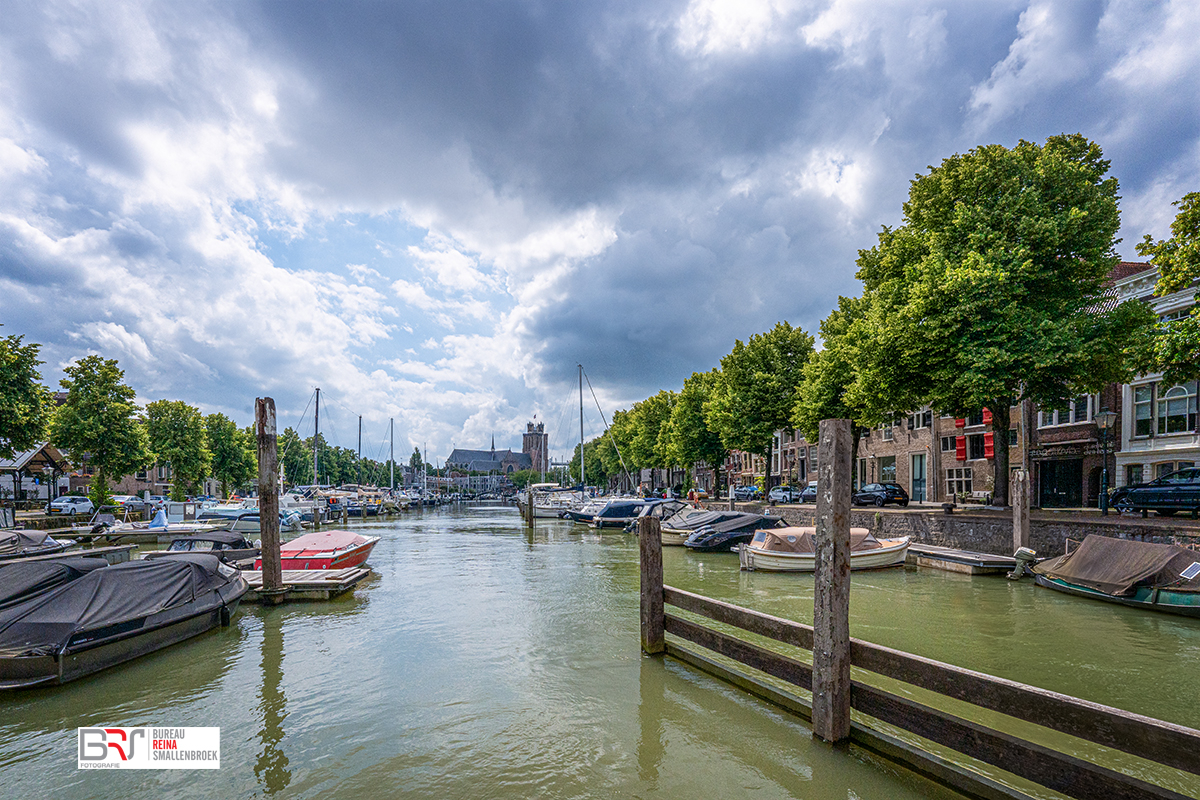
(256, 397), (285, 605)
(639, 515), (665, 655)
(1012, 469), (1030, 551)
(812, 418), (852, 744)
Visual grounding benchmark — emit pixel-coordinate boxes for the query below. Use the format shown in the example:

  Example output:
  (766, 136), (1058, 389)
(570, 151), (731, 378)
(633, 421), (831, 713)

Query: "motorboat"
(659, 509), (782, 547)
(1031, 535), (1200, 617)
(0, 557), (109, 610)
(519, 484), (587, 519)
(143, 531), (260, 564)
(254, 530), (380, 571)
(621, 499), (694, 531)
(738, 527), (910, 572)
(683, 515), (788, 553)
(0, 530), (76, 561)
(0, 554), (248, 689)
(590, 498), (662, 528)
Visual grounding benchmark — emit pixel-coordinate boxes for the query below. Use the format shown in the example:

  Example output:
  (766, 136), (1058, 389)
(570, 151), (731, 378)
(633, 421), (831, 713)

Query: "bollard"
(639, 516), (664, 655)
(812, 418), (852, 744)
(256, 397), (285, 605)
(1012, 470), (1030, 551)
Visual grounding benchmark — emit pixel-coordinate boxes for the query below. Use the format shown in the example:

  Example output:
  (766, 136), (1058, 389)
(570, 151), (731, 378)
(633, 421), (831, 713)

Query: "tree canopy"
(146, 400), (211, 500)
(627, 390), (676, 471)
(207, 413), (257, 497)
(0, 333), (51, 460)
(665, 370), (728, 494)
(1136, 191), (1200, 383)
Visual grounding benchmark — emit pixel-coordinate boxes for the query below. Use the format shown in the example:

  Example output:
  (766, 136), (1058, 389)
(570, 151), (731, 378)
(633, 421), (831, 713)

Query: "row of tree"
(569, 136), (1198, 505)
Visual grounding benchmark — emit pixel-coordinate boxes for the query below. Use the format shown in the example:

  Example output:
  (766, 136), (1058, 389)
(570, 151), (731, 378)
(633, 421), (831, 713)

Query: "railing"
(638, 418), (1200, 800)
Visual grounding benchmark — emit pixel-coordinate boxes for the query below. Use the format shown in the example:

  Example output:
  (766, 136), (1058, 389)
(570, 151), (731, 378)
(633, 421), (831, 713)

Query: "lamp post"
(1095, 408), (1117, 515)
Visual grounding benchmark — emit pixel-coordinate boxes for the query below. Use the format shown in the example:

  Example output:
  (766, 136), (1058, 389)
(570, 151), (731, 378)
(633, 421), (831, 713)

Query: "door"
(1039, 459), (1082, 508)
(911, 453), (926, 503)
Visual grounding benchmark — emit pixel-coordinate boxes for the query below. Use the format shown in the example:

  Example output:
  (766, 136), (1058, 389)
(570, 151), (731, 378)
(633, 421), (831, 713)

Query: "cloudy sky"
(1, 0), (1197, 462)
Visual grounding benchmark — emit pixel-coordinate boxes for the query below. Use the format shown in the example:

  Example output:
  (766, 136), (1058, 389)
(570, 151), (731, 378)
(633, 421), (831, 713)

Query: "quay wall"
(722, 503), (1200, 557)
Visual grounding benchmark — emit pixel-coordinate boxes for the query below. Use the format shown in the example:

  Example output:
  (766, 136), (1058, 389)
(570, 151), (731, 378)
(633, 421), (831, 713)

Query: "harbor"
(2, 503), (1199, 798)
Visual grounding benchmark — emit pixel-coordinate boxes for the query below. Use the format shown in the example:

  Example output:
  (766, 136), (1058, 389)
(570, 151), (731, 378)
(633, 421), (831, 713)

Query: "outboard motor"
(1007, 547), (1038, 580)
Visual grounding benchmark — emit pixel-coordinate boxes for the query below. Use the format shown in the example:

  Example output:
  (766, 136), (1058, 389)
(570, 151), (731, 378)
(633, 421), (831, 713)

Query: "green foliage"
(1136, 191), (1200, 382)
(568, 438), (609, 488)
(50, 356), (150, 497)
(88, 469), (113, 510)
(146, 400), (211, 501)
(277, 426), (313, 486)
(508, 469), (540, 489)
(628, 390), (677, 469)
(207, 413), (257, 497)
(0, 334), (51, 460)
(409, 447), (423, 471)
(794, 296), (874, 441)
(665, 370), (728, 492)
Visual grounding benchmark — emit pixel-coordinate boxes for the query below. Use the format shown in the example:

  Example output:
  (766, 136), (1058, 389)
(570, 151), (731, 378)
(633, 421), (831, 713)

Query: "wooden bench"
(963, 490), (991, 505)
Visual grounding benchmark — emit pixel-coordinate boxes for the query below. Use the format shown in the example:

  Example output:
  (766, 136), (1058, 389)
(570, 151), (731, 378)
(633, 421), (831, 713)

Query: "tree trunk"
(991, 405), (1010, 507)
(763, 438), (773, 493)
(850, 425), (863, 490)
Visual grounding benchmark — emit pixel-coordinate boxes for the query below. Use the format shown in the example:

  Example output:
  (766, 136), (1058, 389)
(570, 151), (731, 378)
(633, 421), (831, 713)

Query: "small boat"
(0, 530), (75, 561)
(739, 527), (910, 572)
(255, 530), (380, 571)
(0, 554), (247, 689)
(143, 531), (260, 564)
(684, 515), (787, 553)
(590, 498), (662, 528)
(663, 510), (782, 548)
(1031, 535), (1200, 617)
(0, 557), (109, 610)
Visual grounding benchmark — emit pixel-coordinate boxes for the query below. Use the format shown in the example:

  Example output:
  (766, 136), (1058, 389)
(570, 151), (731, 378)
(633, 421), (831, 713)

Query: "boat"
(142, 531), (260, 564)
(0, 530), (75, 561)
(683, 515), (787, 553)
(1031, 534), (1200, 617)
(0, 557), (109, 610)
(738, 527), (911, 572)
(254, 530), (380, 571)
(661, 510), (781, 547)
(0, 554), (248, 689)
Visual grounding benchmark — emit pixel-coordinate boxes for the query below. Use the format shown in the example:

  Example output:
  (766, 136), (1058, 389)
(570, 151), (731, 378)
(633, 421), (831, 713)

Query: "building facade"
(522, 421), (549, 474)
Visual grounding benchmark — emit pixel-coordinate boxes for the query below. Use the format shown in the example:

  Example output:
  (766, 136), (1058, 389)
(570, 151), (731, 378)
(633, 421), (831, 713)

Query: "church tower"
(522, 419), (549, 474)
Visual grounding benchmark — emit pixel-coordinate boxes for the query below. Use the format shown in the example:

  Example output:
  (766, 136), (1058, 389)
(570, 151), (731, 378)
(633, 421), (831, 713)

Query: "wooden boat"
(1031, 534), (1200, 617)
(0, 554), (247, 689)
(738, 527), (910, 572)
(255, 530), (380, 571)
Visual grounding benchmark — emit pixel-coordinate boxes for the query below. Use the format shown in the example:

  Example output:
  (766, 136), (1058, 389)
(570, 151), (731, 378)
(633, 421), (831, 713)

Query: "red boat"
(254, 530), (380, 571)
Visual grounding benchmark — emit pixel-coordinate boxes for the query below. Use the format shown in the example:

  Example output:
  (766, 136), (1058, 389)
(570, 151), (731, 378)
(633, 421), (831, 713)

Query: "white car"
(47, 496), (95, 515)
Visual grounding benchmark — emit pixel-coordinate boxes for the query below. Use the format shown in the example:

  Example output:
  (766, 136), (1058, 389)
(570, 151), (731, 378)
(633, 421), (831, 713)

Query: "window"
(1008, 428), (1018, 447)
(858, 459), (867, 488)
(1134, 385), (1153, 437)
(1126, 464), (1143, 485)
(1156, 383), (1198, 434)
(967, 411), (984, 427)
(940, 436), (956, 452)
(1160, 307), (1194, 324)
(135, 470), (147, 481)
(882, 426), (893, 442)
(909, 410), (932, 429)
(879, 456), (896, 482)
(947, 467), (972, 496)
(1039, 396), (1093, 427)
(1071, 395), (1091, 423)
(968, 434), (986, 460)
(1156, 462), (1177, 479)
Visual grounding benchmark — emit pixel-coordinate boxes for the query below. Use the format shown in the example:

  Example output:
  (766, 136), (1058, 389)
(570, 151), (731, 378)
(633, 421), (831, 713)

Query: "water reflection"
(255, 611), (291, 795)
(637, 655), (666, 784)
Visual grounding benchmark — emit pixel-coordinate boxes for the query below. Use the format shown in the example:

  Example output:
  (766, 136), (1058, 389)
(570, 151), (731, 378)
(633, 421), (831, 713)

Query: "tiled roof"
(1108, 260), (1154, 283)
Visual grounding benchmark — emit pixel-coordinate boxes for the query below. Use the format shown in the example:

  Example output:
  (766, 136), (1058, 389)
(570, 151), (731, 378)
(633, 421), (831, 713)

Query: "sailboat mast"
(357, 415), (362, 487)
(579, 364), (584, 493)
(313, 388), (320, 486)
(390, 418), (394, 490)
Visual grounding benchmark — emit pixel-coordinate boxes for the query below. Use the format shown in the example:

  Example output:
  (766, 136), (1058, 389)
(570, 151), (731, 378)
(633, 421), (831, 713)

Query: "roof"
(1108, 260), (1155, 283)
(0, 443), (68, 474)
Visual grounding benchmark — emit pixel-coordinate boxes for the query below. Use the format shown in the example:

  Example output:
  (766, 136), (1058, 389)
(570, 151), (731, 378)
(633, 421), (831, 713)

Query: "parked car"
(799, 481), (818, 503)
(768, 485), (802, 503)
(111, 495), (147, 512)
(733, 485), (760, 501)
(46, 496), (94, 516)
(852, 482), (910, 508)
(1110, 468), (1200, 516)
(147, 495), (169, 511)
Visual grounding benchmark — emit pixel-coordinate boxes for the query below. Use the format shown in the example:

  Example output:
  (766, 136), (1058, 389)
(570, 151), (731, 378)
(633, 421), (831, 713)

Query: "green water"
(1, 505), (1197, 799)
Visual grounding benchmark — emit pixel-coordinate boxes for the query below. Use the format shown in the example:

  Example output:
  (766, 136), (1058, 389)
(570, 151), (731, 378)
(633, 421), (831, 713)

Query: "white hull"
(739, 537), (910, 572)
(661, 528), (694, 547)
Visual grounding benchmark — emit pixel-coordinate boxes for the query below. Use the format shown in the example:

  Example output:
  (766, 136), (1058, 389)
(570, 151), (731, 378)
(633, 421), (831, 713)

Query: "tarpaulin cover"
(754, 527), (879, 554)
(168, 532), (253, 547)
(0, 530), (53, 555)
(0, 554), (229, 657)
(0, 558), (108, 610)
(1033, 534), (1200, 596)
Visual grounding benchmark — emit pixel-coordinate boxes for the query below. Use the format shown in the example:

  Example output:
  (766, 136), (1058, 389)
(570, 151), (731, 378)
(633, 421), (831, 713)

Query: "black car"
(1110, 468), (1200, 516)
(798, 481), (818, 503)
(853, 482), (909, 507)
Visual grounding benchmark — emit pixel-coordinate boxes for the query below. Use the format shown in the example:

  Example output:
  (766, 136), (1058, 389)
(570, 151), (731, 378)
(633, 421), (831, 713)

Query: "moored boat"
(738, 527), (910, 572)
(0, 557), (109, 611)
(143, 531), (260, 564)
(662, 510), (781, 548)
(254, 530), (380, 571)
(0, 530), (75, 561)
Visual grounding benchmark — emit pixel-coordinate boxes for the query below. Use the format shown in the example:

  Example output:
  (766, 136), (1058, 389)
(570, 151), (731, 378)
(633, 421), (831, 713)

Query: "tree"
(569, 438), (609, 488)
(277, 426), (314, 487)
(207, 413), (257, 497)
(409, 447), (423, 471)
(707, 321), (814, 490)
(665, 370), (729, 497)
(849, 134), (1155, 506)
(628, 390), (676, 476)
(597, 409), (636, 490)
(1136, 191), (1200, 383)
(145, 400), (211, 501)
(50, 356), (150, 508)
(0, 333), (51, 460)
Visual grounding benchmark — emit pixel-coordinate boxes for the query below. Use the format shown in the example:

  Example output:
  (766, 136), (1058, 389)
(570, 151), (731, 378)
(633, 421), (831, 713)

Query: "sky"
(1, 0), (1197, 464)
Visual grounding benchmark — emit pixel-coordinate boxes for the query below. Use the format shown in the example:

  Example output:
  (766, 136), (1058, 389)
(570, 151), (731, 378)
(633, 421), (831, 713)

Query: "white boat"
(738, 527), (910, 572)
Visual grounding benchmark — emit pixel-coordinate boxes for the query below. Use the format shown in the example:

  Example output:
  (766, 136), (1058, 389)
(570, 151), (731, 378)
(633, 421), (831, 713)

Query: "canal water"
(2, 505), (1199, 799)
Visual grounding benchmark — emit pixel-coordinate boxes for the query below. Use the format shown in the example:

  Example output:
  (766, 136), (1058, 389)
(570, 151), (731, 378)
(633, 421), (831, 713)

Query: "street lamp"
(1095, 408), (1117, 515)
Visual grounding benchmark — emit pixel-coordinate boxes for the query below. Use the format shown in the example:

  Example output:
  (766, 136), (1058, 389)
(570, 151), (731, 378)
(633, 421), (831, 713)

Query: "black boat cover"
(0, 530), (56, 555)
(0, 558), (109, 611)
(1033, 534), (1200, 596)
(168, 532), (253, 547)
(0, 555), (232, 657)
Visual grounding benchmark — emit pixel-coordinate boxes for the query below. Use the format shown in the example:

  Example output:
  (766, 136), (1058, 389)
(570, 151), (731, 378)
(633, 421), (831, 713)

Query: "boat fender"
(220, 605), (233, 626)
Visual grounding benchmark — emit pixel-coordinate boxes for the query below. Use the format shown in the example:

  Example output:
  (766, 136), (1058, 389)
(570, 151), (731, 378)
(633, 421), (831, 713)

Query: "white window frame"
(1156, 382), (1198, 436)
(1038, 395), (1094, 428)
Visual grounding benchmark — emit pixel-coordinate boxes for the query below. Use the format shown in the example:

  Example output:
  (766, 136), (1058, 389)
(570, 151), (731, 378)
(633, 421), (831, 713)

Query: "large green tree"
(1136, 191), (1200, 383)
(0, 333), (51, 460)
(145, 400), (211, 501)
(665, 370), (728, 497)
(50, 356), (150, 508)
(277, 426), (313, 487)
(628, 390), (677, 474)
(849, 134), (1154, 506)
(206, 413), (257, 497)
(707, 321), (814, 490)
(597, 409), (636, 490)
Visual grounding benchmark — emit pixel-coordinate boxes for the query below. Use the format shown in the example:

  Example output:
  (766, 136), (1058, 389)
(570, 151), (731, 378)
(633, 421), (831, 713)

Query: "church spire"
(491, 434), (495, 458)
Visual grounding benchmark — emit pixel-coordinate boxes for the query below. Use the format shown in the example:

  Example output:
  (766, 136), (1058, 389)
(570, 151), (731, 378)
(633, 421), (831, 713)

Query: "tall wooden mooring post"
(811, 418), (851, 743)
(256, 397), (286, 605)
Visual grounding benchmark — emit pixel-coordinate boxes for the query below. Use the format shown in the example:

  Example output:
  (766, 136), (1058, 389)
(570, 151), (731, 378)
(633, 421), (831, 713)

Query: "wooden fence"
(638, 418), (1200, 800)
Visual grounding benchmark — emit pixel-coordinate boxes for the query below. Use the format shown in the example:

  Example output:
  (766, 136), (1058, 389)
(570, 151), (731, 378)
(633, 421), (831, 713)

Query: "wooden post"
(1012, 469), (1030, 551)
(256, 397), (285, 605)
(812, 418), (852, 744)
(639, 515), (664, 654)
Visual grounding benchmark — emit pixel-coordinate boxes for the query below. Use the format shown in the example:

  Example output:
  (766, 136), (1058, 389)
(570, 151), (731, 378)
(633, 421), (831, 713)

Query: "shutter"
(955, 418), (966, 428)
(982, 408), (993, 425)
(956, 436), (967, 461)
(984, 432), (995, 459)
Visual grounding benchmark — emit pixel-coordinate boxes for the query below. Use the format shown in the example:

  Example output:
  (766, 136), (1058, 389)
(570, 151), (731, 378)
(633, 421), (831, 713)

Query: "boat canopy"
(750, 527), (879, 554)
(0, 558), (109, 611)
(0, 555), (232, 658)
(0, 531), (55, 554)
(1033, 535), (1200, 597)
(280, 530), (370, 552)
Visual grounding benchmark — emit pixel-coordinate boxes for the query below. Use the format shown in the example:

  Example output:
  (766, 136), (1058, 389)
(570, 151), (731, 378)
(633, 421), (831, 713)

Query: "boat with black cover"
(0, 553), (248, 689)
(0, 557), (109, 610)
(660, 509), (782, 547)
(0, 530), (75, 561)
(142, 531), (259, 564)
(683, 515), (787, 553)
